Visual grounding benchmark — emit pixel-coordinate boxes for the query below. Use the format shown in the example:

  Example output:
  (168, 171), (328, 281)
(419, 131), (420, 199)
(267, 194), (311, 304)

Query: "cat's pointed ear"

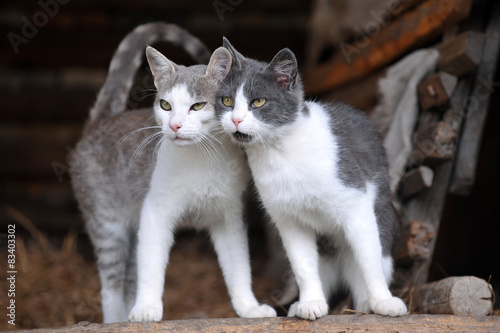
(206, 47), (232, 82)
(223, 37), (245, 69)
(267, 48), (298, 90)
(145, 46), (177, 86)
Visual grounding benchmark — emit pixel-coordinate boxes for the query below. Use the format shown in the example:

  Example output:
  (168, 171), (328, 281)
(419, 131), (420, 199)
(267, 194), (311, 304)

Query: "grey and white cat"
(70, 24), (275, 323)
(215, 39), (407, 320)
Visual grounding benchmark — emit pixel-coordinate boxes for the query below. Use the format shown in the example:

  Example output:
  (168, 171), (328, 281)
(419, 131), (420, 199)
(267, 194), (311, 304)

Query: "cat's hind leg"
(124, 233), (138, 314)
(87, 220), (131, 323)
(340, 250), (371, 313)
(318, 254), (342, 307)
(340, 186), (407, 317)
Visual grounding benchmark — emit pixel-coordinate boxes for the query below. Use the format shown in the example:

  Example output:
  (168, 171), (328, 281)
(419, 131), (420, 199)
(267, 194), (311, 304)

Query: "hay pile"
(0, 208), (279, 330)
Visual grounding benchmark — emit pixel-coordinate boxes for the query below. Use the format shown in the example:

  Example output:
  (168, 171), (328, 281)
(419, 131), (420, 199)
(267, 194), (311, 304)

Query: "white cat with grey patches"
(215, 39), (407, 320)
(71, 23), (275, 323)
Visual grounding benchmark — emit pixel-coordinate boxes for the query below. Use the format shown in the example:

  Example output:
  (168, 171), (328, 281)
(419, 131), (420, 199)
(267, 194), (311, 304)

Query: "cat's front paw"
(370, 296), (407, 317)
(128, 304), (163, 322)
(237, 304), (277, 318)
(288, 300), (328, 320)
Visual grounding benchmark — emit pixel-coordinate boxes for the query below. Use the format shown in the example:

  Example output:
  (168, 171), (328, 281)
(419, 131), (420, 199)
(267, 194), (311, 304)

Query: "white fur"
(129, 84), (276, 322)
(221, 93), (407, 319)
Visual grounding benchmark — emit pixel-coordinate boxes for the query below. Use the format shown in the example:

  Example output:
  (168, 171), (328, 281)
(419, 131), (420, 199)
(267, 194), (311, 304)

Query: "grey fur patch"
(215, 54), (308, 127)
(325, 102), (397, 255)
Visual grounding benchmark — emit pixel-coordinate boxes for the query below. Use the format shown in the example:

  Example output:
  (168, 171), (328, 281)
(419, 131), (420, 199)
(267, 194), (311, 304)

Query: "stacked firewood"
(305, 0), (499, 316)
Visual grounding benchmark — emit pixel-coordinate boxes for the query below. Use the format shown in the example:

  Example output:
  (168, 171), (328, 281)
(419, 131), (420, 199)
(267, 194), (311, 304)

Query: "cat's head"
(146, 46), (231, 146)
(215, 39), (305, 146)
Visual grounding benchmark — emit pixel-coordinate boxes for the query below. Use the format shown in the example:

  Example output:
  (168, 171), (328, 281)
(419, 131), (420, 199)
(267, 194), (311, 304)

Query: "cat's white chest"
(151, 142), (248, 210)
(246, 103), (355, 228)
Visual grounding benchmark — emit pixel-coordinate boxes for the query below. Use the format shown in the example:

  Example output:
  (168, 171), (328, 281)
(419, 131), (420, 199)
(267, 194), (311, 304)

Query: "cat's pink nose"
(232, 118), (243, 128)
(170, 123), (182, 132)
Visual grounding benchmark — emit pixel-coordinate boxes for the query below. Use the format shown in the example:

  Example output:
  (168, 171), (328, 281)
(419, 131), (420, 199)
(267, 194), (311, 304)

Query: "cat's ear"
(145, 46), (177, 86)
(267, 48), (298, 90)
(206, 47), (232, 82)
(223, 37), (245, 69)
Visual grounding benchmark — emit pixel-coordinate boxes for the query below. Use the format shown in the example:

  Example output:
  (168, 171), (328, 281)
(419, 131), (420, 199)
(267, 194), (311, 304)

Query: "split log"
(409, 276), (493, 316)
(410, 110), (461, 167)
(303, 0), (473, 94)
(400, 166), (435, 198)
(399, 74), (478, 287)
(13, 314), (500, 333)
(437, 31), (485, 77)
(449, 1), (500, 196)
(396, 220), (435, 264)
(418, 72), (458, 111)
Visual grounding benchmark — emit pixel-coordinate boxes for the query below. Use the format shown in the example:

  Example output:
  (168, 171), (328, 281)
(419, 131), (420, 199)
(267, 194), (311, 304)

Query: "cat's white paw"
(128, 304), (163, 322)
(370, 296), (407, 317)
(237, 304), (277, 318)
(288, 300), (329, 320)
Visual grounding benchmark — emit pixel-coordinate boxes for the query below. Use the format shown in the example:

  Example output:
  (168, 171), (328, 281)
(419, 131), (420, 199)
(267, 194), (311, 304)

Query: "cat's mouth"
(172, 135), (193, 145)
(232, 131), (253, 143)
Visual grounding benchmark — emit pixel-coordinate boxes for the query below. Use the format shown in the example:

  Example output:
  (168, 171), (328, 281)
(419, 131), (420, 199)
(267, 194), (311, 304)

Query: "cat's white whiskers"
(118, 125), (162, 144)
(196, 138), (219, 169)
(128, 131), (163, 172)
(153, 133), (166, 157)
(196, 132), (225, 169)
(145, 114), (157, 126)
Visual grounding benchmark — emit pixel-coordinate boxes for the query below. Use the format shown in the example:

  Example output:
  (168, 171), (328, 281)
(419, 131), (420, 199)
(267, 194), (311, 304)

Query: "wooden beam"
(449, 1), (500, 196)
(13, 315), (500, 333)
(303, 0), (473, 95)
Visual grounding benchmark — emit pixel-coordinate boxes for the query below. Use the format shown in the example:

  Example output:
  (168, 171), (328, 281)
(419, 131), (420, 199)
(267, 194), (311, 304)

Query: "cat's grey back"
(324, 102), (388, 189)
(71, 110), (156, 230)
(322, 102), (397, 255)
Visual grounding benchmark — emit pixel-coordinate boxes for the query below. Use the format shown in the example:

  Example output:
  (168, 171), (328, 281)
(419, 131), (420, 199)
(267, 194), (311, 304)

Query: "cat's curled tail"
(88, 22), (211, 126)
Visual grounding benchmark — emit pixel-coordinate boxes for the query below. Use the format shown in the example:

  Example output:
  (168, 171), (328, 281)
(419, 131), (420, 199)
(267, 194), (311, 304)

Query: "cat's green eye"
(191, 102), (206, 111)
(160, 99), (171, 111)
(252, 98), (266, 108)
(222, 97), (234, 107)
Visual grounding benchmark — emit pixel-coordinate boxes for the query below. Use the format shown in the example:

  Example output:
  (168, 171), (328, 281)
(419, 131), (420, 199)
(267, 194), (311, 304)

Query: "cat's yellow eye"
(160, 99), (171, 111)
(222, 97), (234, 107)
(252, 98), (266, 108)
(191, 102), (206, 111)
